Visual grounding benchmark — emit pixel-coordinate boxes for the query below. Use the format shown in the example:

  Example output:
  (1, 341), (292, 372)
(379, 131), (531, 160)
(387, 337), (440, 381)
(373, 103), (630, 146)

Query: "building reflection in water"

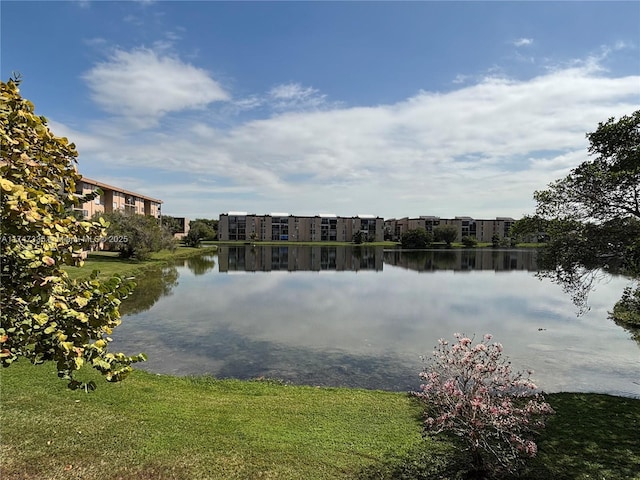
(217, 246), (538, 273)
(218, 245), (384, 272)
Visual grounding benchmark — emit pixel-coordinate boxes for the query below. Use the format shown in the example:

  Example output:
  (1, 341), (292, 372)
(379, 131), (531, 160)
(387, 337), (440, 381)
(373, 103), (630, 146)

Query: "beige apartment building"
(384, 216), (516, 243)
(74, 177), (162, 219)
(218, 212), (384, 242)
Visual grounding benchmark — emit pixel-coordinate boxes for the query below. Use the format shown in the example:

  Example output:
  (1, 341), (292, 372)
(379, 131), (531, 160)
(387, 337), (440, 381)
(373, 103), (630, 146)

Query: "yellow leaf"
(0, 178), (14, 191)
(75, 296), (88, 307)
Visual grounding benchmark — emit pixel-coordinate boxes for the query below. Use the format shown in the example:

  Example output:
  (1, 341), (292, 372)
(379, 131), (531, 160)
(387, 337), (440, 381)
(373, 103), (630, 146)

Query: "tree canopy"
(401, 228), (433, 249)
(1, 77), (145, 388)
(433, 225), (458, 247)
(161, 215), (185, 236)
(192, 218), (218, 237)
(533, 110), (640, 338)
(534, 110), (640, 223)
(184, 220), (215, 247)
(96, 210), (176, 260)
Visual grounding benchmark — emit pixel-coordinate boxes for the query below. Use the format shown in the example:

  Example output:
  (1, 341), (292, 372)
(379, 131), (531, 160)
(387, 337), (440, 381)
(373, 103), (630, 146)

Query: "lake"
(112, 246), (640, 397)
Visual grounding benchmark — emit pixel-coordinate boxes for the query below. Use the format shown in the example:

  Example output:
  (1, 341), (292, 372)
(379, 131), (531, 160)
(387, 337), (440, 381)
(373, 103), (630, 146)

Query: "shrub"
(353, 230), (366, 244)
(401, 228), (433, 249)
(97, 211), (176, 260)
(612, 286), (640, 327)
(413, 333), (554, 477)
(434, 225), (458, 246)
(461, 235), (478, 248)
(610, 286), (640, 344)
(184, 221), (215, 247)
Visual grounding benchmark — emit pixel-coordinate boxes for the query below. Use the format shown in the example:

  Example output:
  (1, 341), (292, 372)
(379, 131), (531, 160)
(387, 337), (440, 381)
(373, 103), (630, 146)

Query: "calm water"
(113, 246), (640, 397)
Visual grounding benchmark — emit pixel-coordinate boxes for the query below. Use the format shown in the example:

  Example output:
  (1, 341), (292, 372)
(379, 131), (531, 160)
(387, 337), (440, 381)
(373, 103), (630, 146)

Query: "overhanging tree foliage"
(534, 110), (640, 223)
(534, 111), (640, 337)
(0, 77), (145, 388)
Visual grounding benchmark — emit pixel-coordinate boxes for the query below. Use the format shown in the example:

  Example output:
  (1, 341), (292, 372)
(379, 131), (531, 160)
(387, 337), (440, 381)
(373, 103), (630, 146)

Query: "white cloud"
(67, 52), (639, 219)
(452, 74), (471, 84)
(514, 38), (534, 47)
(268, 83), (328, 110)
(82, 48), (230, 127)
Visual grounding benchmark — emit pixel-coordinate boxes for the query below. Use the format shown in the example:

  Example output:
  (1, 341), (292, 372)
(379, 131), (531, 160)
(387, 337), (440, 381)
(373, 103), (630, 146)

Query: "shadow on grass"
(360, 393), (640, 480)
(522, 392), (640, 480)
(358, 442), (468, 480)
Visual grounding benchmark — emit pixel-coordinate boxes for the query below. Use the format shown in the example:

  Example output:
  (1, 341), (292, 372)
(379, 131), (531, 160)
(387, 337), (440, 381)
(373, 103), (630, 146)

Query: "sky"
(2, 1), (639, 220)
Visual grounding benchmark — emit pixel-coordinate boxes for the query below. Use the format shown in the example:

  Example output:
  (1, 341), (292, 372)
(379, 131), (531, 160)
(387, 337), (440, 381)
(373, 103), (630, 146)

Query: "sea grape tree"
(0, 76), (145, 389)
(413, 333), (554, 477)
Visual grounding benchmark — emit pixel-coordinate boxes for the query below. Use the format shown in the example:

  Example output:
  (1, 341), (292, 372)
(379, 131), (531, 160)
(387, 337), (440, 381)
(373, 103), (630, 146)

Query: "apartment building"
(74, 177), (162, 219)
(384, 216), (516, 243)
(218, 212), (384, 242)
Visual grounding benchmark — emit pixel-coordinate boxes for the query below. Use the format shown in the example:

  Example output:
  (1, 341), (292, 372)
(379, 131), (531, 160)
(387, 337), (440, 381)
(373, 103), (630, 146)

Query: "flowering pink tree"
(413, 333), (554, 476)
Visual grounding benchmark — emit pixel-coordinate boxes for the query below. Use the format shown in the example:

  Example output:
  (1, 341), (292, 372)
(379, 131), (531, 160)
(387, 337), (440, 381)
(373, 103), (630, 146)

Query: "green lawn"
(1, 361), (639, 480)
(62, 246), (217, 280)
(0, 362), (423, 480)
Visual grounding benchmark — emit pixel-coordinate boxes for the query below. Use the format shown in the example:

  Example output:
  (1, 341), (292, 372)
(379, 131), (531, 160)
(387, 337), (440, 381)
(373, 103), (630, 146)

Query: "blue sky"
(2, 1), (639, 220)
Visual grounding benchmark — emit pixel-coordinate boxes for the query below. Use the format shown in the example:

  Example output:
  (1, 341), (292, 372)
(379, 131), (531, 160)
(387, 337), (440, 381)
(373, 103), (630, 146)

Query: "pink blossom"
(524, 441), (537, 456)
(413, 332), (553, 474)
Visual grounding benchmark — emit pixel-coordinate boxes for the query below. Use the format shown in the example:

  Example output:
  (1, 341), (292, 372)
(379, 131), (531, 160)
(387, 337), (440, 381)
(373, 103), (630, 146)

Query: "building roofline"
(80, 176), (163, 204)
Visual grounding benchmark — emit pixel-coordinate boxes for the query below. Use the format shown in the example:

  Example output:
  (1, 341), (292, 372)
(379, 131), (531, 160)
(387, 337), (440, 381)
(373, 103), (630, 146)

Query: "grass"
(62, 246), (217, 280)
(0, 362), (423, 480)
(1, 362), (639, 480)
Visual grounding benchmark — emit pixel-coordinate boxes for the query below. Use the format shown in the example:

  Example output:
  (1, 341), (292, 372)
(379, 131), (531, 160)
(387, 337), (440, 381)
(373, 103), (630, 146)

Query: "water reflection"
(112, 247), (639, 397)
(119, 266), (179, 316)
(184, 253), (216, 276)
(218, 245), (383, 272)
(119, 254), (215, 315)
(383, 249), (538, 272)
(216, 245), (538, 272)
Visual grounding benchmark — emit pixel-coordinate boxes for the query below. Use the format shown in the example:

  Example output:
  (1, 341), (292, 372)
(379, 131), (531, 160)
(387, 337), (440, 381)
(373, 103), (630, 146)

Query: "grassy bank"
(1, 362), (638, 480)
(0, 362), (423, 480)
(62, 246), (217, 280)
